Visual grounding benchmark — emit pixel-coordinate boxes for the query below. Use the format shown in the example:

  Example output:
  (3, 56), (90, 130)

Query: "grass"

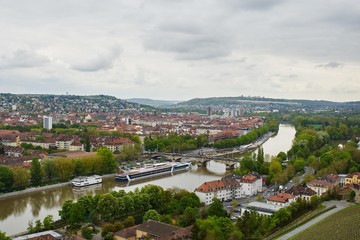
(264, 204), (332, 240)
(290, 204), (360, 240)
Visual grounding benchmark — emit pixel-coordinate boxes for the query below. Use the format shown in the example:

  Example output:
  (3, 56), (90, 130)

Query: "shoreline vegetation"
(0, 174), (115, 200)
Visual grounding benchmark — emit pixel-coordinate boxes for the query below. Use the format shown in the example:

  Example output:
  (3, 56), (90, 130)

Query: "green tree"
(33, 219), (43, 233)
(43, 215), (54, 230)
(118, 144), (141, 161)
(97, 147), (117, 174)
(81, 225), (94, 240)
(97, 193), (118, 221)
(30, 158), (43, 186)
(207, 198), (227, 218)
(54, 158), (75, 181)
(143, 209), (161, 222)
(123, 216), (135, 228)
(0, 231), (11, 240)
(348, 190), (356, 202)
(0, 165), (15, 192)
(179, 207), (198, 227)
(68, 202), (85, 228)
(42, 159), (57, 182)
(192, 216), (234, 240)
(59, 200), (74, 222)
(85, 136), (91, 152)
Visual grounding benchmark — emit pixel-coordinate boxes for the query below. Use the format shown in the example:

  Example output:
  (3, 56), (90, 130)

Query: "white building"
(240, 201), (284, 216)
(239, 173), (262, 197)
(195, 178), (241, 205)
(43, 116), (53, 130)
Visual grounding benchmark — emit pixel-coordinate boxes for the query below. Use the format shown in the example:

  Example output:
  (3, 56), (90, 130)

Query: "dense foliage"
(0, 147), (118, 192)
(213, 121), (279, 149)
(58, 185), (201, 230)
(144, 134), (208, 152)
(191, 196), (321, 239)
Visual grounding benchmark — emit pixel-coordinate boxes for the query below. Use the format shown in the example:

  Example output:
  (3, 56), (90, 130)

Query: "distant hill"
(127, 98), (181, 107)
(173, 96), (360, 112)
(0, 93), (154, 114)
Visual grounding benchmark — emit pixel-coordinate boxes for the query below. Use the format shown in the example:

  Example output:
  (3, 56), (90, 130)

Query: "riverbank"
(0, 174), (115, 200)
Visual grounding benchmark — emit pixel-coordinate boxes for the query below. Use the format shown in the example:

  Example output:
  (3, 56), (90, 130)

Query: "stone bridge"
(149, 152), (240, 170)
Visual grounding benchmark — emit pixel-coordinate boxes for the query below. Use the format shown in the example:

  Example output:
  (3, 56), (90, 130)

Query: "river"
(0, 124), (295, 236)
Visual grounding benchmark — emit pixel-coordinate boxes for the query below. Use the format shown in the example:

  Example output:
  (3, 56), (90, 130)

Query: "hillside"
(127, 98), (181, 107)
(0, 93), (153, 114)
(173, 96), (360, 112)
(291, 204), (360, 240)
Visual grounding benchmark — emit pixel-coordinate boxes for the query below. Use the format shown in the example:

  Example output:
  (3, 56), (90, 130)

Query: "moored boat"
(115, 162), (191, 182)
(71, 175), (102, 187)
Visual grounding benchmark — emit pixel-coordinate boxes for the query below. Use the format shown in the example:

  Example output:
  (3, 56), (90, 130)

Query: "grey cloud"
(225, 0), (285, 11)
(71, 45), (122, 72)
(316, 61), (343, 69)
(0, 49), (49, 69)
(144, 28), (232, 60)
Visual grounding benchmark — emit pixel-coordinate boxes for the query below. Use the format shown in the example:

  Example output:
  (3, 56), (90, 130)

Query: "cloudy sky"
(0, 0), (359, 102)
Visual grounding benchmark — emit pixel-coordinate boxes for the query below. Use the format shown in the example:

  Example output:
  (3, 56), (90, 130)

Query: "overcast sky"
(0, 0), (359, 102)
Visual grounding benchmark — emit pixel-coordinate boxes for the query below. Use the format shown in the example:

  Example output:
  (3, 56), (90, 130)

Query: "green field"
(291, 204), (360, 240)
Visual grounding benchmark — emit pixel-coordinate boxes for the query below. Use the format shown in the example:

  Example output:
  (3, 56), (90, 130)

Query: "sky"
(0, 0), (359, 102)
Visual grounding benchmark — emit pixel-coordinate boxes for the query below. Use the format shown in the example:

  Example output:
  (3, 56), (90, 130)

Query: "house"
(239, 172), (262, 197)
(344, 172), (360, 185)
(307, 180), (335, 196)
(195, 177), (241, 205)
(114, 225), (139, 240)
(13, 230), (64, 240)
(114, 220), (192, 240)
(55, 136), (73, 150)
(307, 175), (339, 196)
(266, 192), (295, 206)
(285, 185), (317, 201)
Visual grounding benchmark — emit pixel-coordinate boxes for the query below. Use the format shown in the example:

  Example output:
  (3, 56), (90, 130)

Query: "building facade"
(43, 116), (53, 130)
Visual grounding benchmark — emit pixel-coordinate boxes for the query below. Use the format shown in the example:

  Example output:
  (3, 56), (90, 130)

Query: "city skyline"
(0, 1), (359, 102)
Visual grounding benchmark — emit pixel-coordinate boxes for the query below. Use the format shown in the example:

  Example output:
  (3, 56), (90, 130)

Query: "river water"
(0, 124), (295, 235)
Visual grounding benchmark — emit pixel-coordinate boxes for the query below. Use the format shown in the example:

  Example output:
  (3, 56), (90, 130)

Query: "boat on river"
(71, 175), (102, 187)
(115, 162), (191, 182)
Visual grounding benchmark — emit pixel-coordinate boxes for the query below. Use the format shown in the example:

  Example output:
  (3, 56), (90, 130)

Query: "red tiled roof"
(241, 175), (257, 183)
(307, 179), (335, 187)
(196, 179), (240, 193)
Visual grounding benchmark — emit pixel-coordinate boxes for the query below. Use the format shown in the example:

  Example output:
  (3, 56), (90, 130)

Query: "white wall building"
(43, 116), (53, 130)
(195, 178), (241, 205)
(239, 173), (262, 197)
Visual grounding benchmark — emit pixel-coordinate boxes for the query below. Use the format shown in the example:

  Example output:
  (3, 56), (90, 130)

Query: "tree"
(42, 159), (57, 182)
(68, 202), (85, 228)
(207, 198), (227, 218)
(43, 215), (54, 230)
(179, 207), (198, 227)
(0, 165), (15, 192)
(12, 167), (30, 190)
(348, 190), (356, 202)
(118, 144), (141, 161)
(81, 225), (94, 240)
(97, 147), (117, 174)
(30, 158), (43, 186)
(85, 136), (91, 152)
(0, 231), (11, 240)
(123, 216), (135, 228)
(143, 209), (161, 222)
(97, 193), (118, 221)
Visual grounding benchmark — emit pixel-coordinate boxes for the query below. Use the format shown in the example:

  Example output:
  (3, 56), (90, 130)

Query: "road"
(277, 200), (355, 240)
